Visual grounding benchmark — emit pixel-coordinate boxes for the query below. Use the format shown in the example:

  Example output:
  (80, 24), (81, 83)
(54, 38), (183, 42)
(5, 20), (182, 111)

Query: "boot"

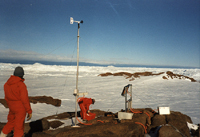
(0, 131), (7, 137)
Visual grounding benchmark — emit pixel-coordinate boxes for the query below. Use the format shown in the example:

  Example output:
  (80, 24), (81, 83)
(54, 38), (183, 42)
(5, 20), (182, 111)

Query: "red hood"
(6, 75), (25, 85)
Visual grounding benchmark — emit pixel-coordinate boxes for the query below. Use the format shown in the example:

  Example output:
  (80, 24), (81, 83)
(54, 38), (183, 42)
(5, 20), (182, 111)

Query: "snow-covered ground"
(0, 63), (199, 124)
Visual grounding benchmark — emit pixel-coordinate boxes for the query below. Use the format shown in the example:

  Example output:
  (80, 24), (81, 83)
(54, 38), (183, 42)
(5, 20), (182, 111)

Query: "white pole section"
(74, 23), (80, 126)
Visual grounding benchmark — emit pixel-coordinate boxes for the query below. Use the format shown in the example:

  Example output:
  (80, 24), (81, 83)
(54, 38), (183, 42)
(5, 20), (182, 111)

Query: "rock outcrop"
(0, 109), (197, 137)
(98, 71), (198, 82)
(0, 96), (61, 108)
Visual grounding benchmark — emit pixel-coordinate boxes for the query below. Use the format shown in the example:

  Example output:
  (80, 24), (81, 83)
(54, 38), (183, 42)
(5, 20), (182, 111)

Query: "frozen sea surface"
(0, 63), (199, 124)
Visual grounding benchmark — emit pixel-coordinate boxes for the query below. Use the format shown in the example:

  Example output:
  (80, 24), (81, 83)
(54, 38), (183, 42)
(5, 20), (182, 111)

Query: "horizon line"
(0, 59), (199, 69)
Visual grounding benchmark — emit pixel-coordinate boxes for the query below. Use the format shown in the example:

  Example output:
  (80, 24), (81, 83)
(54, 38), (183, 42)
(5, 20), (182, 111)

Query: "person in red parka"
(0, 66), (32, 137)
(78, 97), (96, 121)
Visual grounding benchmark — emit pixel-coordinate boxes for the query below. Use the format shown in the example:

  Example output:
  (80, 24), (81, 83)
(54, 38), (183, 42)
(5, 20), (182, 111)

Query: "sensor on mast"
(70, 17), (74, 24)
(70, 17), (83, 24)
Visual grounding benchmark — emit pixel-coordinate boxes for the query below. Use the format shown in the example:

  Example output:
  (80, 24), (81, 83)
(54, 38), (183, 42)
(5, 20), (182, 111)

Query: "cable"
(76, 117), (92, 125)
(107, 95), (121, 112)
(132, 91), (152, 109)
(168, 124), (187, 137)
(48, 37), (77, 115)
(97, 120), (104, 123)
(130, 108), (142, 114)
(135, 122), (147, 134)
(44, 37), (77, 58)
(62, 40), (77, 93)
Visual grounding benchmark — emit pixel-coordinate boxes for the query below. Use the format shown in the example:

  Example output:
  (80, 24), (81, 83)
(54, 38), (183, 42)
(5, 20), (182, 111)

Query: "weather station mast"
(70, 17), (87, 127)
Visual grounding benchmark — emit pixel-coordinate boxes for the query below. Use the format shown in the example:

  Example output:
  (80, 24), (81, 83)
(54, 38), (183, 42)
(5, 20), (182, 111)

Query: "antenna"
(70, 17), (84, 127)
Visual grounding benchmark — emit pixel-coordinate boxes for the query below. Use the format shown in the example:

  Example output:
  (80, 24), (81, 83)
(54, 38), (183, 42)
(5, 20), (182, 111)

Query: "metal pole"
(128, 84), (132, 110)
(74, 23), (80, 126)
(130, 84), (132, 109)
(125, 93), (127, 112)
(76, 23), (80, 92)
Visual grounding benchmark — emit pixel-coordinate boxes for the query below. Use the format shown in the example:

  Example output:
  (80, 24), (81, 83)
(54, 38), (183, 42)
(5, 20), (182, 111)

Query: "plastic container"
(158, 107), (170, 115)
(118, 112), (133, 120)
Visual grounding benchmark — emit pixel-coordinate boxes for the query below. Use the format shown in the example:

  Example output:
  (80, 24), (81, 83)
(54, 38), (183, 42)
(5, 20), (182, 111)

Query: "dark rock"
(166, 71), (197, 82)
(162, 76), (168, 80)
(90, 109), (107, 117)
(166, 111), (191, 137)
(0, 96), (62, 108)
(29, 96), (61, 107)
(151, 114), (166, 126)
(31, 132), (53, 137)
(0, 99), (8, 108)
(49, 120), (64, 129)
(98, 71), (166, 81)
(158, 125), (183, 137)
(41, 119), (50, 131)
(0, 108), (195, 137)
(55, 122), (144, 137)
(25, 119), (49, 137)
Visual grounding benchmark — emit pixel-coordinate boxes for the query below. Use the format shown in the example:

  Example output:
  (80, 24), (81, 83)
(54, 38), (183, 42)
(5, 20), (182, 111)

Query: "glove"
(27, 113), (32, 121)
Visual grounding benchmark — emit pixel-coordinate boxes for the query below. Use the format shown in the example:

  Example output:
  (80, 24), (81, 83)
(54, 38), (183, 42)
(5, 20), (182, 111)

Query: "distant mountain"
(0, 59), (198, 69)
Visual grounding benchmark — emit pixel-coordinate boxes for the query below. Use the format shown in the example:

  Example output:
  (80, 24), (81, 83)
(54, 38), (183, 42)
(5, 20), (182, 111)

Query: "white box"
(158, 107), (170, 115)
(118, 112), (133, 120)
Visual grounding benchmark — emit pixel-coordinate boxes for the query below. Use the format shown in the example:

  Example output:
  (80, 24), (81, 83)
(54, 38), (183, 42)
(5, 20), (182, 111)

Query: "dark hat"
(14, 66), (24, 77)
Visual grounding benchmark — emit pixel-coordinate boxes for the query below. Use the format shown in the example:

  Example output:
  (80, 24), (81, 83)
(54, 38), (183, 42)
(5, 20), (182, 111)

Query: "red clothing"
(78, 97), (96, 121)
(2, 75), (32, 137)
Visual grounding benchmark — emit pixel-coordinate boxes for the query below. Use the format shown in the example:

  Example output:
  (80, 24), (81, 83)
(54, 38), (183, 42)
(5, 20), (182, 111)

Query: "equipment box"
(118, 112), (133, 120)
(158, 107), (170, 115)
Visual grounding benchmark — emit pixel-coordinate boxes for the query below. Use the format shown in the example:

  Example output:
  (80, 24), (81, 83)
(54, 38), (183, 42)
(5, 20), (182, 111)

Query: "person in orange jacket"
(78, 97), (96, 121)
(0, 66), (32, 137)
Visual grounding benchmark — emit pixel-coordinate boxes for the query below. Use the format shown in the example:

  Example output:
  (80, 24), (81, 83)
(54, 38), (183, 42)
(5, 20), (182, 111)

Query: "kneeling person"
(78, 98), (96, 121)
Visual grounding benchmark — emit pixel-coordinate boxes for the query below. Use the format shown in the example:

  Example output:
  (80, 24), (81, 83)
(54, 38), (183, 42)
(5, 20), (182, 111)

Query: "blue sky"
(0, 0), (199, 68)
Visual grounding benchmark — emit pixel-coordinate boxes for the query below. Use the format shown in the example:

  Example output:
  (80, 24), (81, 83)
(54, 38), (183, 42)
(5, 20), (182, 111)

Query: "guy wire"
(133, 83), (160, 110)
(132, 91), (152, 109)
(107, 95), (121, 112)
(39, 36), (77, 114)
(44, 37), (77, 57)
(62, 40), (77, 93)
